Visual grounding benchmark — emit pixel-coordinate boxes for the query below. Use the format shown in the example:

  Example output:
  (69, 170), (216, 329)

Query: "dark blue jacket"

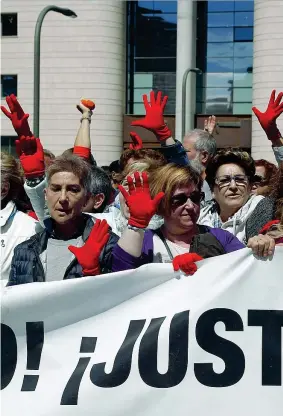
(7, 215), (118, 286)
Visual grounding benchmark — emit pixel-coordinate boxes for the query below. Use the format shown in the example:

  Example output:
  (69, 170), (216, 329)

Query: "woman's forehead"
(216, 163), (245, 176)
(172, 184), (196, 196)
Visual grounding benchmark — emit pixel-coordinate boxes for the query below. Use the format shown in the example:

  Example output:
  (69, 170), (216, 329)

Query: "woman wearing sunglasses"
(112, 164), (251, 275)
(198, 149), (276, 243)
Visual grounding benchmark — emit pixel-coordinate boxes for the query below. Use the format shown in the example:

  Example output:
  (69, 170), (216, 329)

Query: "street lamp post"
(181, 67), (202, 140)
(33, 6), (77, 137)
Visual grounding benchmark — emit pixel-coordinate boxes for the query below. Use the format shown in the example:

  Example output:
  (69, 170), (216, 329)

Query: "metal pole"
(33, 6), (77, 137)
(181, 67), (202, 140)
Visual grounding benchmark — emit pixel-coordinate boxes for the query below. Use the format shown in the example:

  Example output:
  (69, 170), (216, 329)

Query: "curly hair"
(119, 148), (166, 171)
(270, 163), (283, 224)
(206, 148), (255, 190)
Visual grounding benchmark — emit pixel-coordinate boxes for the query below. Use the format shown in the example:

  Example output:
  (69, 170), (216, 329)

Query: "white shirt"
(153, 234), (190, 263)
(0, 201), (39, 282)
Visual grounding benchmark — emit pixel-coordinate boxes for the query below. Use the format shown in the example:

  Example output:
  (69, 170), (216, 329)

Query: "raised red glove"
(16, 136), (45, 178)
(118, 171), (164, 228)
(172, 253), (204, 276)
(68, 219), (110, 276)
(131, 91), (172, 142)
(129, 132), (143, 150)
(1, 94), (32, 137)
(252, 90), (283, 141)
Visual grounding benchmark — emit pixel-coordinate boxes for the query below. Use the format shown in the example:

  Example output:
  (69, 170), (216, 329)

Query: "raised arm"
(1, 94), (32, 137)
(252, 90), (283, 165)
(73, 99), (95, 159)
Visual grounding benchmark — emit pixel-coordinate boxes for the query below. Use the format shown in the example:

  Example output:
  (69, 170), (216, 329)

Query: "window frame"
(1, 13), (18, 37)
(1, 74), (18, 98)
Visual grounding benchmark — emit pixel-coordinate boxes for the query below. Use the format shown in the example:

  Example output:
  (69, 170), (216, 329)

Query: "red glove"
(1, 94), (32, 137)
(172, 253), (204, 276)
(131, 91), (172, 142)
(259, 220), (280, 235)
(118, 171), (164, 228)
(68, 219), (110, 276)
(129, 132), (143, 150)
(252, 90), (283, 141)
(16, 136), (45, 178)
(73, 146), (91, 159)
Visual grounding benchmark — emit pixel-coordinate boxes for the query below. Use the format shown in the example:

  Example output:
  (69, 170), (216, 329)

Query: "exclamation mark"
(21, 321), (44, 392)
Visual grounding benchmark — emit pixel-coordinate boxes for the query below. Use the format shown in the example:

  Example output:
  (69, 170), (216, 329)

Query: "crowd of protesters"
(1, 88), (282, 285)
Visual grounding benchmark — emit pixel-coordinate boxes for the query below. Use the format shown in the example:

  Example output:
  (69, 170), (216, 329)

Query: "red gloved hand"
(172, 253), (204, 276)
(252, 90), (283, 141)
(118, 171), (164, 228)
(131, 91), (172, 142)
(129, 132), (143, 150)
(68, 219), (110, 276)
(1, 94), (32, 137)
(16, 136), (45, 178)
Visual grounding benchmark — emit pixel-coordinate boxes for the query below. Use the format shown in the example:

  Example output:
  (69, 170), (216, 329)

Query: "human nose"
(184, 197), (195, 209)
(59, 189), (68, 203)
(228, 178), (238, 190)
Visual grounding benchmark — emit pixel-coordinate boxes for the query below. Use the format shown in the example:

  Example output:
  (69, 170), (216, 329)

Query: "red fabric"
(1, 94), (32, 137)
(131, 91), (172, 142)
(73, 146), (91, 159)
(129, 132), (143, 150)
(252, 90), (283, 141)
(172, 253), (204, 276)
(259, 220), (280, 235)
(27, 211), (38, 220)
(118, 171), (164, 228)
(68, 219), (110, 276)
(16, 136), (45, 178)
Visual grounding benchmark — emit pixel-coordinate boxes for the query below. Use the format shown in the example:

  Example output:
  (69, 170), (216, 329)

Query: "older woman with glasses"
(198, 149), (275, 243)
(111, 164), (254, 275)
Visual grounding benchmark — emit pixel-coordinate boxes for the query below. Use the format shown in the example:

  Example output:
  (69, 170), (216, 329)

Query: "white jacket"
(0, 201), (41, 281)
(198, 195), (265, 243)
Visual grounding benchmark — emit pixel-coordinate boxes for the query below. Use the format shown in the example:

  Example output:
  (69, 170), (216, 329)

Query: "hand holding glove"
(15, 136), (45, 178)
(252, 90), (283, 142)
(118, 171), (164, 228)
(1, 94), (32, 137)
(131, 91), (172, 142)
(68, 219), (110, 276)
(172, 253), (204, 276)
(129, 132), (143, 150)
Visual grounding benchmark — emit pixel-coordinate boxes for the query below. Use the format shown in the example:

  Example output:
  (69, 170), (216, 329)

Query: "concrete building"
(1, 0), (283, 164)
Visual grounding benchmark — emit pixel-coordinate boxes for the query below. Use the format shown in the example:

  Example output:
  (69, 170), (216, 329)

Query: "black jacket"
(7, 216), (118, 286)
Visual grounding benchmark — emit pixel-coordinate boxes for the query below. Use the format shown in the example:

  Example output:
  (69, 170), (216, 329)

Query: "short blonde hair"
(1, 152), (24, 201)
(149, 163), (203, 216)
(117, 160), (156, 184)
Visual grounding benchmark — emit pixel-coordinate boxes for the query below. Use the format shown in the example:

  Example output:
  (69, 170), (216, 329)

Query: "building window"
(1, 13), (17, 36)
(1, 75), (17, 97)
(1, 136), (17, 156)
(127, 1), (177, 114)
(196, 0), (254, 115)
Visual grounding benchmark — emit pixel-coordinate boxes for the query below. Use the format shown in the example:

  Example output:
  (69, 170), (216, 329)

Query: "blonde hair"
(149, 163), (203, 216)
(117, 160), (156, 184)
(1, 152), (24, 201)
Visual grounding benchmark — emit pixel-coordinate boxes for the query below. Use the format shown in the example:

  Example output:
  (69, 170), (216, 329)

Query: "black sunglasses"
(170, 191), (204, 208)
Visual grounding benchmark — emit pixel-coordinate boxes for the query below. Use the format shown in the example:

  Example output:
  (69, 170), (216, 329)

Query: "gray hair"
(90, 166), (112, 212)
(185, 129), (217, 158)
(46, 154), (92, 195)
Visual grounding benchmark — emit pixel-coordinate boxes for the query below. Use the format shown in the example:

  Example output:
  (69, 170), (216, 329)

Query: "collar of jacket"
(26, 214), (95, 253)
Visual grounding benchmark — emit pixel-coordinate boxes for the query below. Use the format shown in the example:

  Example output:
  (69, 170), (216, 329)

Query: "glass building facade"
(127, 0), (254, 116)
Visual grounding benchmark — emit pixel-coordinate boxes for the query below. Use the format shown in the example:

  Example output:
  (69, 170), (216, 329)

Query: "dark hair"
(119, 148), (166, 171)
(90, 166), (112, 212)
(46, 154), (92, 194)
(109, 160), (121, 174)
(62, 148), (97, 167)
(206, 148), (255, 190)
(43, 149), (55, 159)
(254, 159), (278, 184)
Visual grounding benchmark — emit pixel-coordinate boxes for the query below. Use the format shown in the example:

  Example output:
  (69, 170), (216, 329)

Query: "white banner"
(1, 247), (283, 416)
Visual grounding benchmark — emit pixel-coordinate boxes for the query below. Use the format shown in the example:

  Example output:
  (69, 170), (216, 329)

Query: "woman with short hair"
(198, 148), (275, 243)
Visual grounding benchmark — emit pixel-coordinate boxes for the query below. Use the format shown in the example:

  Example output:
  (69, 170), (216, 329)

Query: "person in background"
(120, 147), (166, 172)
(252, 159), (278, 196)
(112, 165), (274, 275)
(0, 152), (40, 281)
(43, 149), (55, 168)
(7, 154), (118, 286)
(94, 160), (164, 236)
(83, 166), (112, 214)
(130, 90), (216, 202)
(199, 149), (275, 243)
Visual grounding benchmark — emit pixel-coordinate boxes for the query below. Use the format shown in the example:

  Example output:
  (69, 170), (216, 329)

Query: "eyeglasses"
(170, 192), (204, 208)
(215, 174), (248, 188)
